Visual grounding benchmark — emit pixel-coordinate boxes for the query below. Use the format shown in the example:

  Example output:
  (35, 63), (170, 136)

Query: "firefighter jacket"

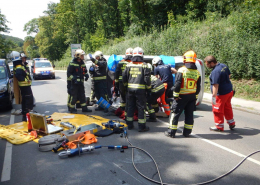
(67, 58), (88, 84)
(122, 62), (151, 92)
(173, 63), (201, 99)
(89, 58), (107, 81)
(115, 59), (131, 85)
(13, 60), (32, 87)
(151, 75), (165, 93)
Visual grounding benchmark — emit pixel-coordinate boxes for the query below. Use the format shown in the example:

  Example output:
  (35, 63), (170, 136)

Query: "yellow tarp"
(0, 112), (126, 145)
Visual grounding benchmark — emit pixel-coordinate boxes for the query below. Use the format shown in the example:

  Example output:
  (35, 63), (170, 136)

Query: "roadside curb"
(202, 98), (260, 115)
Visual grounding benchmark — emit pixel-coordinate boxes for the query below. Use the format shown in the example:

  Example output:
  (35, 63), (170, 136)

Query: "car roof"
(0, 59), (6, 65)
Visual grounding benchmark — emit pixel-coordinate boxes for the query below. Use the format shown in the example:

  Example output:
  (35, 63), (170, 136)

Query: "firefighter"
(89, 51), (109, 112)
(66, 64), (81, 112)
(146, 75), (166, 121)
(115, 48), (133, 110)
(165, 50), (201, 138)
(67, 49), (92, 113)
(122, 47), (151, 132)
(13, 53), (34, 121)
(152, 56), (177, 116)
(204, 55), (235, 131)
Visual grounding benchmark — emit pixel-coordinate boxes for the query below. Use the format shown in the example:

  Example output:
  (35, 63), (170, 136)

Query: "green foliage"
(23, 18), (39, 35)
(1, 35), (24, 47)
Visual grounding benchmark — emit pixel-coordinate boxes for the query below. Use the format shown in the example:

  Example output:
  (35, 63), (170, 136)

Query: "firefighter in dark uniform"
(88, 62), (96, 106)
(165, 50), (201, 138)
(13, 53), (34, 121)
(152, 56), (177, 116)
(67, 64), (81, 112)
(122, 47), (151, 132)
(90, 51), (109, 112)
(67, 49), (92, 113)
(115, 48), (133, 110)
(146, 74), (166, 121)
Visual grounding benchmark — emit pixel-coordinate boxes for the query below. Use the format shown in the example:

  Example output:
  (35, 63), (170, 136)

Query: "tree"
(23, 18), (39, 35)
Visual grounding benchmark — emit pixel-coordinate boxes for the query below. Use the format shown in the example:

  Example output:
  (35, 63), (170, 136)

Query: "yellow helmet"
(183, 50), (197, 63)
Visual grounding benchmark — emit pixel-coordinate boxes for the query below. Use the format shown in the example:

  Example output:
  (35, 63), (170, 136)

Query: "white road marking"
(157, 118), (260, 166)
(1, 110), (15, 182)
(59, 79), (66, 82)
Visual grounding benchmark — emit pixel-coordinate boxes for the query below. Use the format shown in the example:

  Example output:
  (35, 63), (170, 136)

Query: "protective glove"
(85, 73), (89, 81)
(212, 96), (216, 105)
(89, 66), (95, 72)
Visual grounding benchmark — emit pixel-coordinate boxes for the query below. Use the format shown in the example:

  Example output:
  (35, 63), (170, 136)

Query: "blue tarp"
(107, 54), (123, 72)
(159, 55), (176, 83)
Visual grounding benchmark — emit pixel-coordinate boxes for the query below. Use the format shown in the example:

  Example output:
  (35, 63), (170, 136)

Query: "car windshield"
(0, 66), (6, 79)
(35, 62), (52, 68)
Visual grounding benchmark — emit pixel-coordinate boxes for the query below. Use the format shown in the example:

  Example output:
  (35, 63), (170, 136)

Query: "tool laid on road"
(102, 120), (124, 129)
(60, 122), (75, 129)
(52, 138), (69, 153)
(58, 145), (129, 158)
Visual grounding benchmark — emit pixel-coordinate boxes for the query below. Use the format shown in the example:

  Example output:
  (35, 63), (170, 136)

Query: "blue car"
(0, 59), (14, 110)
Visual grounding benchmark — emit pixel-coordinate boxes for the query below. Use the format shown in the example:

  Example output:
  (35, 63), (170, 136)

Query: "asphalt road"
(0, 71), (260, 185)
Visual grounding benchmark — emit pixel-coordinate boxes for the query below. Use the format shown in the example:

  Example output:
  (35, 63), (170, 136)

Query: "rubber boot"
(76, 103), (81, 108)
(164, 128), (175, 138)
(70, 108), (77, 114)
(138, 123), (149, 132)
(67, 106), (70, 112)
(82, 106), (92, 112)
(126, 121), (134, 130)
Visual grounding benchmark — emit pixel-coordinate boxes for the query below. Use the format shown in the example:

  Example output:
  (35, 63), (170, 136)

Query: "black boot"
(76, 103), (82, 108)
(126, 121), (134, 130)
(70, 108), (77, 114)
(164, 128), (175, 138)
(82, 106), (92, 112)
(67, 106), (71, 112)
(138, 123), (149, 132)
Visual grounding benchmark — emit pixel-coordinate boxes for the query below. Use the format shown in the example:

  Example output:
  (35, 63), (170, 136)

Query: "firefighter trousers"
(118, 81), (127, 110)
(147, 88), (165, 113)
(126, 90), (146, 126)
(19, 86), (33, 116)
(94, 80), (109, 102)
(168, 94), (196, 136)
(69, 83), (87, 107)
(90, 79), (95, 102)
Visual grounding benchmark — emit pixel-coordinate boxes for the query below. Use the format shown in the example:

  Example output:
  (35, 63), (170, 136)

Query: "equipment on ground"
(38, 134), (66, 152)
(102, 120), (124, 129)
(61, 123), (102, 141)
(29, 112), (63, 134)
(60, 122), (75, 129)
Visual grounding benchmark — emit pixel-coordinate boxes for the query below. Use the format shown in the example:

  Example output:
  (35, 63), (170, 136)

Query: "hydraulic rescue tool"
(60, 122), (75, 129)
(102, 120), (124, 129)
(58, 145), (129, 158)
(52, 138), (69, 153)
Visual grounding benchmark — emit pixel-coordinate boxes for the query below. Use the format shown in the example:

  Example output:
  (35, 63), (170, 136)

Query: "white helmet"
(74, 49), (85, 58)
(152, 56), (162, 65)
(20, 53), (27, 58)
(125, 48), (133, 56)
(94, 51), (103, 59)
(133, 47), (144, 57)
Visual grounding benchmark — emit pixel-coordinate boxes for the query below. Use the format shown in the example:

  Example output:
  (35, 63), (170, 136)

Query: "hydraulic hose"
(123, 131), (260, 185)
